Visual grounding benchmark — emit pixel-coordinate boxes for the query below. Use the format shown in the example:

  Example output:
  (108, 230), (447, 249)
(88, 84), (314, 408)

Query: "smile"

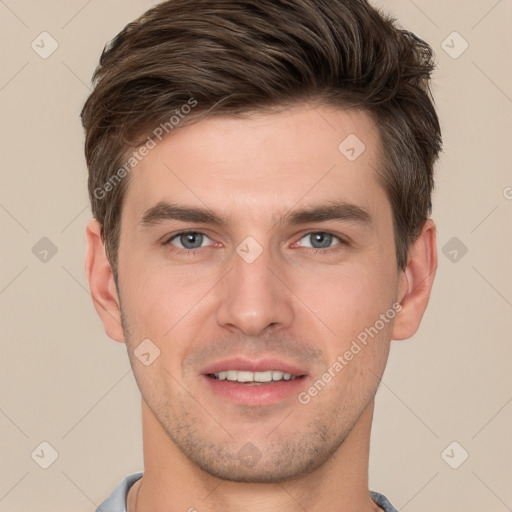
(209, 370), (297, 383)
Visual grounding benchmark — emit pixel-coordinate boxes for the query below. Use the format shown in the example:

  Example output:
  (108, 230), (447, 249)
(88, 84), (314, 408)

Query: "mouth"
(201, 358), (308, 406)
(208, 369), (300, 384)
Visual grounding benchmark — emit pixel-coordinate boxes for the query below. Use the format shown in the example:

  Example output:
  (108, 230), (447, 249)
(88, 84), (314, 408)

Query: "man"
(81, 0), (441, 510)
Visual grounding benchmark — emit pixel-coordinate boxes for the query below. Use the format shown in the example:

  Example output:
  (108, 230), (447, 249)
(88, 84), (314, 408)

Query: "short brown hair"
(81, 0), (442, 280)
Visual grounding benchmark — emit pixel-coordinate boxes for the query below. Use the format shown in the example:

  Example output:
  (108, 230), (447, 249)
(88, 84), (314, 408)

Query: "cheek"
(300, 257), (397, 343)
(119, 261), (218, 364)
(301, 263), (395, 400)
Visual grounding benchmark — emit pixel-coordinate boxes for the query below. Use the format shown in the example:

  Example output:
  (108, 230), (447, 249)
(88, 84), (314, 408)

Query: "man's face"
(116, 104), (403, 482)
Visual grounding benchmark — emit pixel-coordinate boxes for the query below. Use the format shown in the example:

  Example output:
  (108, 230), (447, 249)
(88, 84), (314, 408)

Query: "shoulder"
(370, 490), (400, 512)
(95, 472), (144, 512)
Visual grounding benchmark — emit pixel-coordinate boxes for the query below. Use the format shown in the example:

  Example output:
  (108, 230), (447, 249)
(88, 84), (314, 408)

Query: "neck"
(128, 399), (382, 512)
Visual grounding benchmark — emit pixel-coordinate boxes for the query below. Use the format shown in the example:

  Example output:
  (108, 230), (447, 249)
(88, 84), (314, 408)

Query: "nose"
(215, 242), (294, 337)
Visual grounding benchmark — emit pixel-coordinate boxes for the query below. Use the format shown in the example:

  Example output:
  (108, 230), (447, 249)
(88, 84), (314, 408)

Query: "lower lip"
(202, 375), (307, 406)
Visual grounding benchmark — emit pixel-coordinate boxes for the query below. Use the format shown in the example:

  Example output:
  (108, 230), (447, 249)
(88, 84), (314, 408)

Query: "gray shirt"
(96, 472), (399, 511)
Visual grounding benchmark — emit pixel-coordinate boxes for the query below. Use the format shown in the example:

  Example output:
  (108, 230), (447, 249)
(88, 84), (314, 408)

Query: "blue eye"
(297, 232), (343, 250)
(162, 230), (346, 256)
(165, 231), (213, 251)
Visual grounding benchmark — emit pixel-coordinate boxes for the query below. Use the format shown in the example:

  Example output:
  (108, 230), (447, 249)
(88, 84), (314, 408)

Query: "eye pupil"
(311, 232), (332, 249)
(181, 232), (202, 249)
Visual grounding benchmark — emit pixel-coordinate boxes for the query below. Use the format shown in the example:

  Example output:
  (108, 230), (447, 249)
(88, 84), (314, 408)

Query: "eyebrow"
(281, 200), (372, 227)
(140, 202), (225, 227)
(138, 200), (372, 229)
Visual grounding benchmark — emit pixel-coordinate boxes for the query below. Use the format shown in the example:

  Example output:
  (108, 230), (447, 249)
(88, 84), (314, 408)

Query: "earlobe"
(392, 219), (438, 341)
(85, 219), (125, 343)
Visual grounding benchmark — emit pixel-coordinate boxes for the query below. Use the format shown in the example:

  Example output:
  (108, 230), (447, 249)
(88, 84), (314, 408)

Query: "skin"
(86, 103), (437, 512)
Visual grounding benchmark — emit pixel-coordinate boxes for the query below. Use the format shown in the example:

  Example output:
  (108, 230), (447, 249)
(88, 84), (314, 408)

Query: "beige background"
(1, 0), (511, 510)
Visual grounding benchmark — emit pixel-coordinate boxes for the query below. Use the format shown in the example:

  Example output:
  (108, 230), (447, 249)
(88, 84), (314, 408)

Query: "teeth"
(272, 370), (284, 380)
(254, 371), (272, 383)
(237, 371), (254, 382)
(213, 370), (296, 383)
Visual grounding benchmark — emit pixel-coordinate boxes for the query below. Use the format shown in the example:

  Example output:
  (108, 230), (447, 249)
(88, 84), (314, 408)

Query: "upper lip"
(200, 357), (308, 377)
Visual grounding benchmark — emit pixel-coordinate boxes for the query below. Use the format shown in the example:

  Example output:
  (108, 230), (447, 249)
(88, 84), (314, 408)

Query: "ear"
(392, 219), (437, 340)
(85, 219), (125, 343)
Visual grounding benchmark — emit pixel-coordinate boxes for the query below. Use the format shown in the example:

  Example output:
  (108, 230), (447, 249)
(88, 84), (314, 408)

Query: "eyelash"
(162, 230), (347, 256)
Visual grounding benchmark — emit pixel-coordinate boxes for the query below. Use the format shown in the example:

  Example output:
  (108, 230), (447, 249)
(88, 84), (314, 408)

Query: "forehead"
(122, 104), (388, 225)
